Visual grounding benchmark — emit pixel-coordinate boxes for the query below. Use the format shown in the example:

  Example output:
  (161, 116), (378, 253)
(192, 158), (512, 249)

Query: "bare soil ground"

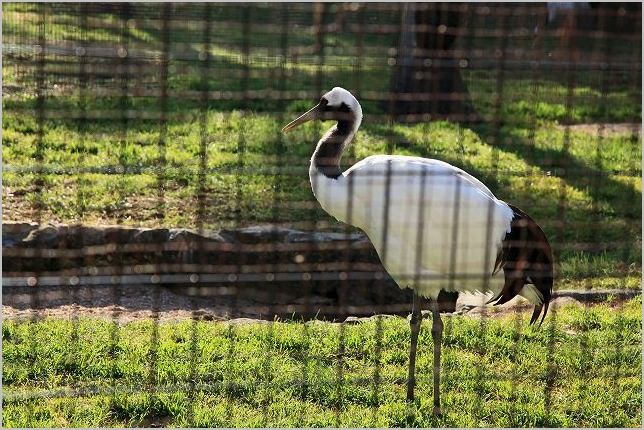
(562, 122), (641, 136)
(2, 283), (635, 324)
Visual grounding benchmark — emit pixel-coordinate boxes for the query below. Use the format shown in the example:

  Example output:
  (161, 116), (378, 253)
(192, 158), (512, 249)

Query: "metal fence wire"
(2, 2), (642, 427)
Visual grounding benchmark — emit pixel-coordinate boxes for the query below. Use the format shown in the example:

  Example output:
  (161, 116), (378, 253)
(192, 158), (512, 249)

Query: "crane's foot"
(432, 405), (442, 416)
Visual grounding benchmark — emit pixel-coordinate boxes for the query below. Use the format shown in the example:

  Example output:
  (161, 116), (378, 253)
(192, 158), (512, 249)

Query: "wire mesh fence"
(2, 2), (642, 427)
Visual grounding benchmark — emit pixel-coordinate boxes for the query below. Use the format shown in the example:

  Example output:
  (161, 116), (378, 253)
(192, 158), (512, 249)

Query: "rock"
(2, 221), (39, 247)
(132, 228), (170, 244)
(20, 222), (62, 248)
(64, 225), (108, 248)
(219, 225), (296, 244)
(286, 230), (366, 243)
(2, 221), (416, 319)
(343, 315), (365, 324)
(168, 228), (225, 243)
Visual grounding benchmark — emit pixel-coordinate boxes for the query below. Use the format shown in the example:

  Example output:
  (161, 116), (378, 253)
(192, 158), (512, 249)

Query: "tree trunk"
(388, 3), (478, 124)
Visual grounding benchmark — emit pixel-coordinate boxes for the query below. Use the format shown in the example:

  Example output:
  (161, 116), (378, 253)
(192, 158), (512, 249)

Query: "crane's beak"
(281, 104), (322, 133)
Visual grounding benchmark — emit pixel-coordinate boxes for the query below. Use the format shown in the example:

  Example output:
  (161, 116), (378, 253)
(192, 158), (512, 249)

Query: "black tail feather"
(529, 301), (550, 326)
(493, 203), (554, 325)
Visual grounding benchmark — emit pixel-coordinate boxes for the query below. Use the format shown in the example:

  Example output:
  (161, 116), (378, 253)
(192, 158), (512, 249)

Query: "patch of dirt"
(2, 284), (234, 324)
(136, 415), (173, 429)
(3, 283), (638, 324)
(561, 122), (642, 136)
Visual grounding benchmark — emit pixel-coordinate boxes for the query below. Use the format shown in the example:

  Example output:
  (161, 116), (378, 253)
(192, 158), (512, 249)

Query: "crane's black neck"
(312, 118), (356, 180)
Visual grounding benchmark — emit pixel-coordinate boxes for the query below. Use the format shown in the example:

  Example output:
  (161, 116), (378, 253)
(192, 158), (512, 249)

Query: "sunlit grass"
(2, 296), (641, 427)
(2, 7), (641, 281)
(3, 107), (641, 280)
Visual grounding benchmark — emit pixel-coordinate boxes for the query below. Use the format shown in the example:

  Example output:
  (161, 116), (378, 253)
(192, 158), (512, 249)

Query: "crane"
(282, 87), (553, 415)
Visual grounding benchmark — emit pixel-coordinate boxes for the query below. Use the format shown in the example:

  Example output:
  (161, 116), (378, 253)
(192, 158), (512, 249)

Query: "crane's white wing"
(311, 155), (514, 298)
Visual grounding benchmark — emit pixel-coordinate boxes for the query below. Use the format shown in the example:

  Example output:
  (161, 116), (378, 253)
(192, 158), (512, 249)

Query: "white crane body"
(310, 155), (543, 301)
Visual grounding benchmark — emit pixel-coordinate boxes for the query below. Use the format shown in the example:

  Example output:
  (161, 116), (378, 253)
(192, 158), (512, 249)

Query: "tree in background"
(387, 3), (478, 124)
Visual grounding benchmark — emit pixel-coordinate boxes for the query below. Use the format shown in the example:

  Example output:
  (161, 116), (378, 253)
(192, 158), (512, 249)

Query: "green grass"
(1, 7), (640, 256)
(3, 110), (640, 285)
(2, 3), (641, 285)
(2, 297), (641, 427)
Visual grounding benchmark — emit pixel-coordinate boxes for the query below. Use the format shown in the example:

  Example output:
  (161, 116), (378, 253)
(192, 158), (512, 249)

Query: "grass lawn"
(2, 297), (641, 427)
(2, 3), (642, 427)
(2, 3), (640, 286)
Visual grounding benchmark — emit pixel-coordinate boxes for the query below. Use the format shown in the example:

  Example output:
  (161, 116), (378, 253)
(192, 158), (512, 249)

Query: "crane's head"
(282, 87), (362, 133)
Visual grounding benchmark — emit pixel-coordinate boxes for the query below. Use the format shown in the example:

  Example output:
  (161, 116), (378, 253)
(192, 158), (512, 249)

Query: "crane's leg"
(406, 292), (422, 402)
(430, 300), (444, 416)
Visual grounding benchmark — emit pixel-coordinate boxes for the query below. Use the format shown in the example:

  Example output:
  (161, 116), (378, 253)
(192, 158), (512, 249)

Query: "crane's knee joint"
(431, 314), (443, 340)
(410, 311), (422, 327)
